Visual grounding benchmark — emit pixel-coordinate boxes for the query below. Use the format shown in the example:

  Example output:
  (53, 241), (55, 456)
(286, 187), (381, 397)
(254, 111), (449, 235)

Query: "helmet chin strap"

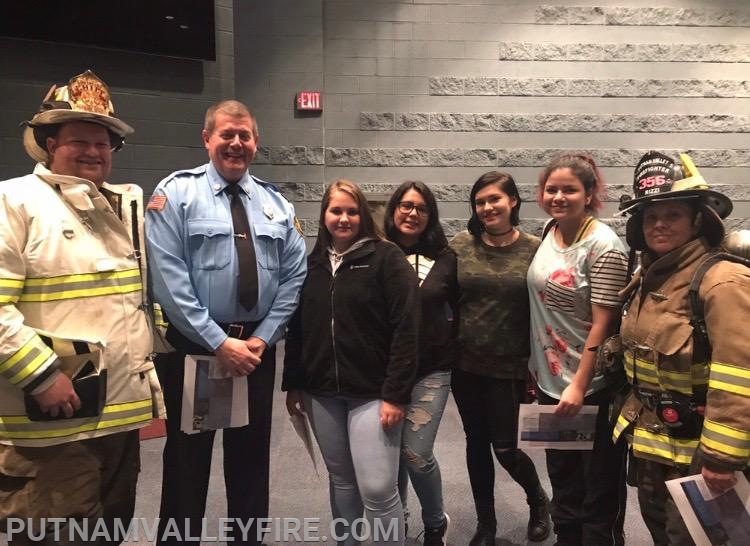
(692, 212), (703, 231)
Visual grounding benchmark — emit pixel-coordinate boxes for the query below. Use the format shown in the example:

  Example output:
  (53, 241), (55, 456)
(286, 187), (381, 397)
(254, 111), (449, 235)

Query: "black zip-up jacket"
(399, 244), (458, 378)
(282, 240), (419, 404)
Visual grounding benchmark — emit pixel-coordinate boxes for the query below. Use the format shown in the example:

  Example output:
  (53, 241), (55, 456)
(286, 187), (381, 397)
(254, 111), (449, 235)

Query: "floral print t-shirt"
(527, 220), (628, 398)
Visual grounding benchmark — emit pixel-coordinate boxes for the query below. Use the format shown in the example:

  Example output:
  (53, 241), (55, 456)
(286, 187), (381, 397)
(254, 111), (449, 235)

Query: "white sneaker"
(423, 512), (450, 546)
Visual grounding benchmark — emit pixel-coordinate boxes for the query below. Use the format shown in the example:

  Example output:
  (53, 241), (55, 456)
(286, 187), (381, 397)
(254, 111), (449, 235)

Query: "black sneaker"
(527, 494), (551, 542)
(423, 513), (450, 546)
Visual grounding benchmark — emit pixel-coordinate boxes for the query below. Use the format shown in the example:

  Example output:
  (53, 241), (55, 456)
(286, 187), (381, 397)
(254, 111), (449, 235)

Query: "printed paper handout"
(180, 354), (249, 434)
(517, 404), (597, 450)
(290, 412), (320, 477)
(666, 471), (750, 546)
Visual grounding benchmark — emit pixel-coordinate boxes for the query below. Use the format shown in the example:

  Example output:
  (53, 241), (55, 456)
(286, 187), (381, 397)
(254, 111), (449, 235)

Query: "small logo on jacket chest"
(350, 264), (370, 270)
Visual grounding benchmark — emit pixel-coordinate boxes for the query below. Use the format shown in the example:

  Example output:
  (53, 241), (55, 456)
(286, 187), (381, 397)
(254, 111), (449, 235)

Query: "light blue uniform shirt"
(145, 162), (307, 351)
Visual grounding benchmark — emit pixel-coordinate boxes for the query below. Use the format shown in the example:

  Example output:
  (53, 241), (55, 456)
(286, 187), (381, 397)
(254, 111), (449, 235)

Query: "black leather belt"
(217, 321), (260, 341)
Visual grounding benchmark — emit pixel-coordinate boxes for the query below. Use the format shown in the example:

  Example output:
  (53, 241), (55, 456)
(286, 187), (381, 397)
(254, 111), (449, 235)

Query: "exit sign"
(296, 91), (322, 111)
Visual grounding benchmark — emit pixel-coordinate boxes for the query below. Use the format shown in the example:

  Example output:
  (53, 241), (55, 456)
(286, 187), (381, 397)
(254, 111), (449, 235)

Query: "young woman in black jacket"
(283, 179), (419, 546)
(383, 181), (457, 546)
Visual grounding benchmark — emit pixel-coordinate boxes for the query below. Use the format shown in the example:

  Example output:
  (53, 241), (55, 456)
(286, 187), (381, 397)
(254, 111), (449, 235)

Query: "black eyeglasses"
(398, 201), (430, 217)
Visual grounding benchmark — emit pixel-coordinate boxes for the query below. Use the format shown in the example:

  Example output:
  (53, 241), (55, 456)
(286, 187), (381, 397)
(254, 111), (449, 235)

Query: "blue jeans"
(304, 394), (404, 546)
(398, 370), (451, 528)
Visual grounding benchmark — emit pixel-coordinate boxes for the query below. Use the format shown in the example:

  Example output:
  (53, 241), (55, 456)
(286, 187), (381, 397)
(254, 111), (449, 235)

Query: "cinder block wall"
(0, 0), (235, 190)
(236, 0), (750, 240)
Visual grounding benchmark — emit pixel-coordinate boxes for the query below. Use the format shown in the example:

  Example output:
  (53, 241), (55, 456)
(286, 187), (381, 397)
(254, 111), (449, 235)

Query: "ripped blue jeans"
(398, 370), (451, 528)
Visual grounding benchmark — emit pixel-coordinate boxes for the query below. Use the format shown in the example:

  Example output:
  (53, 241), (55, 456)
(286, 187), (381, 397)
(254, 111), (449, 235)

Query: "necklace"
(484, 226), (514, 236)
(482, 227), (517, 247)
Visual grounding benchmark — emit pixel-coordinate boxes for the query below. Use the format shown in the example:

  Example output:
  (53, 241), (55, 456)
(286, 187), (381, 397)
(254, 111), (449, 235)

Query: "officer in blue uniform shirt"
(145, 99), (307, 545)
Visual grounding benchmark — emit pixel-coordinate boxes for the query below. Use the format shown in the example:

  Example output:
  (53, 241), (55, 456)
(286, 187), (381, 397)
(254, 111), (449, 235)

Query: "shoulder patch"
(147, 194), (167, 211)
(294, 215), (304, 236)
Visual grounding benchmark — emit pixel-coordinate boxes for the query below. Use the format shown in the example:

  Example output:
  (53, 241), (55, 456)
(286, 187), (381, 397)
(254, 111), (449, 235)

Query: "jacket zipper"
(330, 266), (341, 393)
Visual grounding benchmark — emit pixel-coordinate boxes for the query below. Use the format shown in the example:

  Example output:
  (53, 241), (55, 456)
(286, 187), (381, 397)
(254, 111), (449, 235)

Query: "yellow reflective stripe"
(612, 413), (630, 443)
(0, 399), (152, 439)
(0, 340), (34, 374)
(632, 359), (661, 385)
(105, 399), (153, 414)
(0, 414), (152, 440)
(632, 427), (698, 465)
(709, 362), (750, 396)
(691, 363), (710, 379)
(20, 269), (142, 302)
(0, 399), (152, 425)
(632, 357), (655, 373)
(709, 379), (750, 397)
(624, 352), (706, 393)
(153, 303), (168, 329)
(0, 338), (54, 386)
(701, 420), (750, 458)
(24, 269), (141, 287)
(9, 347), (53, 385)
(624, 354), (634, 381)
(22, 284), (142, 302)
(0, 278), (24, 303)
(656, 369), (694, 391)
(700, 437), (749, 459)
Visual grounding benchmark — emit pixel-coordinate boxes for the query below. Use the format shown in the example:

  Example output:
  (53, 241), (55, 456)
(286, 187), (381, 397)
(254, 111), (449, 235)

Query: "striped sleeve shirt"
(590, 249), (629, 307)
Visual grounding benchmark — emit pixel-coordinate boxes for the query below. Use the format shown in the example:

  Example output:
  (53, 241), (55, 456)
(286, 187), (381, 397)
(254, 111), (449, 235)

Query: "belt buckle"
(227, 323), (244, 339)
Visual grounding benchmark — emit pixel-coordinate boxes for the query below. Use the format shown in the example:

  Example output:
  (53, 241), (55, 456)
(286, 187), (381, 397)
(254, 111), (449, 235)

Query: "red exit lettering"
(296, 91), (322, 111)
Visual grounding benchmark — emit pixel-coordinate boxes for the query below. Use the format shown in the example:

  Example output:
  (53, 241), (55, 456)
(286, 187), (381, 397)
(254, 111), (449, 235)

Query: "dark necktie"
(226, 184), (259, 311)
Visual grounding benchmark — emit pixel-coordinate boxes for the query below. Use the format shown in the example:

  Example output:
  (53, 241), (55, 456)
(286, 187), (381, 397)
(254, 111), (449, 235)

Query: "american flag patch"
(147, 194), (167, 211)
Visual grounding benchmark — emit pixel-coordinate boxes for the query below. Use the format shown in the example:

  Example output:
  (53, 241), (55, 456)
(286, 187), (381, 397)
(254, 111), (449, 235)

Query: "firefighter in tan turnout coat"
(613, 151), (750, 545)
(0, 71), (163, 544)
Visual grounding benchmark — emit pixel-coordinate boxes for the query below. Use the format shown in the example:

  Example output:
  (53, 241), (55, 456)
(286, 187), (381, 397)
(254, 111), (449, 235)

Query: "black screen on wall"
(0, 0), (216, 61)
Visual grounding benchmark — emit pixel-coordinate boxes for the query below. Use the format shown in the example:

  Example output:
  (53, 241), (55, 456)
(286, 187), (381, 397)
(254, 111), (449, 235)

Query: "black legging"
(451, 368), (545, 509)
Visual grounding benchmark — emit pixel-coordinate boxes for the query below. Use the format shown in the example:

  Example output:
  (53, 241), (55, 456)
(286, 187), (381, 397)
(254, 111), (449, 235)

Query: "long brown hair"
(311, 179), (384, 258)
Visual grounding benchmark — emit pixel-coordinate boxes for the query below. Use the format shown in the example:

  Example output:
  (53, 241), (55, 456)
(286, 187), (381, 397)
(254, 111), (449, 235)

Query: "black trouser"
(538, 389), (628, 546)
(452, 369), (546, 514)
(155, 342), (276, 546)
